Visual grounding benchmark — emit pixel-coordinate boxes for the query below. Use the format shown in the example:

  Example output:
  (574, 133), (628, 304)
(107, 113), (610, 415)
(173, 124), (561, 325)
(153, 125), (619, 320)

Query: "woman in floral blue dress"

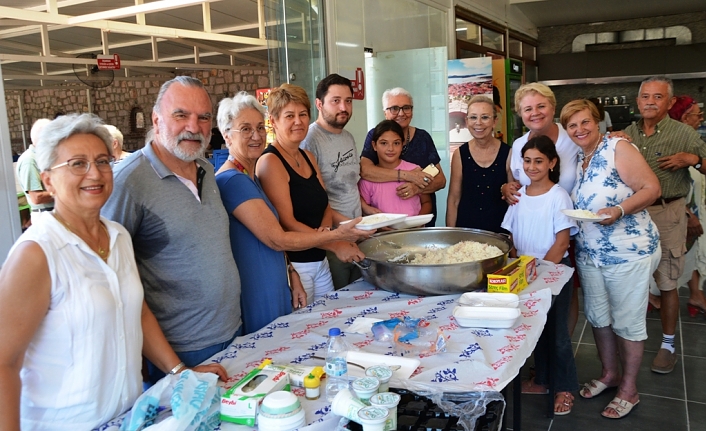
(561, 99), (661, 419)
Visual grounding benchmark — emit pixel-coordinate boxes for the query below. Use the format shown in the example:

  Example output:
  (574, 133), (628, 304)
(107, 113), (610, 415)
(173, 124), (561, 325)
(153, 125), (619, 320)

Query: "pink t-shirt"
(358, 160), (422, 216)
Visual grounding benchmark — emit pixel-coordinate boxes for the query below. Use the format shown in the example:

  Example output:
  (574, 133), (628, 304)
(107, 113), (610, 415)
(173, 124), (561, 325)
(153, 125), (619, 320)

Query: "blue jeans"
(146, 327), (242, 385)
(533, 257), (579, 393)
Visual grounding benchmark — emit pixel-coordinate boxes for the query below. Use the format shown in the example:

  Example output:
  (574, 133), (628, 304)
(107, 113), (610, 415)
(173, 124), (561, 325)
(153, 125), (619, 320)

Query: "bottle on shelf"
(325, 327), (349, 401)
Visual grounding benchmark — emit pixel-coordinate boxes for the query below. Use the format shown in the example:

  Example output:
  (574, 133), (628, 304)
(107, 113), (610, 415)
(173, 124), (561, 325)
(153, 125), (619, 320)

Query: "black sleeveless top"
(456, 141), (510, 234)
(263, 145), (329, 262)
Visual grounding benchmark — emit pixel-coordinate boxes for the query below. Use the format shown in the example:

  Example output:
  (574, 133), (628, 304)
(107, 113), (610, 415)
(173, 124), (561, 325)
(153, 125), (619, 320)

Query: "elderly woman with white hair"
(215, 92), (371, 334)
(0, 113), (226, 431)
(361, 87), (446, 226)
(103, 124), (130, 162)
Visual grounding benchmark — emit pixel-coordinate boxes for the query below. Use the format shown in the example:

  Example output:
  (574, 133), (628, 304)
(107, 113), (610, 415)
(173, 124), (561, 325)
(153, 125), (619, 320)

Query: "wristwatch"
(694, 156), (702, 170)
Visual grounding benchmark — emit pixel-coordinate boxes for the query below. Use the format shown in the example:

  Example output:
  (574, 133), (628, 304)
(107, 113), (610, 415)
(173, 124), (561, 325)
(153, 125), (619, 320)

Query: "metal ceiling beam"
(164, 38), (268, 65)
(27, 0), (99, 12)
(0, 53), (267, 71)
(0, 6), (267, 47)
(66, 0), (223, 25)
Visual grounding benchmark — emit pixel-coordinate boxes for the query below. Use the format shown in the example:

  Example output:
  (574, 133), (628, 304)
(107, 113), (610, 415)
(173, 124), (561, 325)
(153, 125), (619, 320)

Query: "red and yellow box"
(487, 256), (537, 294)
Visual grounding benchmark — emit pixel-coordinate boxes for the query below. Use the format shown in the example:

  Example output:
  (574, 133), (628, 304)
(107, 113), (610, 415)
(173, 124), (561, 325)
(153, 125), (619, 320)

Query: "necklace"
(278, 143), (301, 167)
(583, 135), (603, 160)
(401, 128), (412, 156)
(53, 211), (110, 262)
(227, 155), (249, 175)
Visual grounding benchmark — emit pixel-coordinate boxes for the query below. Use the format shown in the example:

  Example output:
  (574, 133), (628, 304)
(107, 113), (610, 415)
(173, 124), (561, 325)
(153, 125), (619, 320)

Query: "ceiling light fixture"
(67, 0), (218, 25)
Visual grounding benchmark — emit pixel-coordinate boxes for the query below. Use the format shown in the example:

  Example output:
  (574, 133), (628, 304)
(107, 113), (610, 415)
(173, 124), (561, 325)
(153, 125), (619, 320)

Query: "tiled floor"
(504, 286), (706, 431)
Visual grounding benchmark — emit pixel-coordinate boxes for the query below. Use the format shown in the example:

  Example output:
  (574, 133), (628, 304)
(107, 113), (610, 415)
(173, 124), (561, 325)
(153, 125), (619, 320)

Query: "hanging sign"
(97, 54), (121, 70)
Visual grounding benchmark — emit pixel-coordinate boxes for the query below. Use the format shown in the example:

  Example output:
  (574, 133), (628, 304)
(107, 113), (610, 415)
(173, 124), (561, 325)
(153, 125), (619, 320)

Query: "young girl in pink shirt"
(358, 120), (432, 216)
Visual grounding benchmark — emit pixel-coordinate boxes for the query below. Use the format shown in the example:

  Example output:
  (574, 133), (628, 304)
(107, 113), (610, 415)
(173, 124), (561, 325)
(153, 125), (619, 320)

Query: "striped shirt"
(626, 116), (706, 199)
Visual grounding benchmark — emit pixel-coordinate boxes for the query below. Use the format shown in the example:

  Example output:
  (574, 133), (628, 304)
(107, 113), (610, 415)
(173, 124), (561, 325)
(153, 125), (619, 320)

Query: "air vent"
(572, 26), (691, 52)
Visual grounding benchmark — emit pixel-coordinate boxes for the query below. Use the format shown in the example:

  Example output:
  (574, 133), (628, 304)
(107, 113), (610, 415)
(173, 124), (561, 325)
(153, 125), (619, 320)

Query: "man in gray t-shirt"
(103, 76), (241, 384)
(301, 74), (363, 288)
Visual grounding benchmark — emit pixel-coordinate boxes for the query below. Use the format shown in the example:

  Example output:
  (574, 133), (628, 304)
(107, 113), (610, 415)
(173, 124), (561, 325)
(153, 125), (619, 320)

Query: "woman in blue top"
(501, 135), (579, 416)
(561, 99), (661, 419)
(215, 92), (370, 335)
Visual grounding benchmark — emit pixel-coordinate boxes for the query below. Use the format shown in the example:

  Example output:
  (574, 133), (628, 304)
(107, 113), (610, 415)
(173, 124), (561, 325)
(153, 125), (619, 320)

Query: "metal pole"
(18, 93), (27, 151)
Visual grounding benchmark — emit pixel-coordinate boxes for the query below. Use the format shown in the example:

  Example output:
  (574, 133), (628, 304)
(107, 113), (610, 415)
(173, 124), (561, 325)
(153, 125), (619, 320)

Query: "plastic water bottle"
(325, 327), (349, 401)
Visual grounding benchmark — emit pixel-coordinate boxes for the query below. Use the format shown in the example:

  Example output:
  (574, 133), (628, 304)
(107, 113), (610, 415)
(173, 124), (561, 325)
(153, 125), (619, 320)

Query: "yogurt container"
(331, 388), (366, 423)
(257, 392), (306, 431)
(352, 377), (380, 404)
(365, 365), (393, 393)
(357, 406), (390, 431)
(369, 392), (401, 431)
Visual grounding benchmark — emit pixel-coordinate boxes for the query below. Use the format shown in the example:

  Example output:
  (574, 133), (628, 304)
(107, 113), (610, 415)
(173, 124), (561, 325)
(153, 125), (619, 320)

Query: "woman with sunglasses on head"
(0, 114), (226, 431)
(361, 87), (446, 226)
(447, 95), (510, 233)
(215, 92), (371, 334)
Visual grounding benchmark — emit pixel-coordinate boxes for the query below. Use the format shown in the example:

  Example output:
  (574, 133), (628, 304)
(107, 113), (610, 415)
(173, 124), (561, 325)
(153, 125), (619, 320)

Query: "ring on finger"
(423, 177), (429, 183)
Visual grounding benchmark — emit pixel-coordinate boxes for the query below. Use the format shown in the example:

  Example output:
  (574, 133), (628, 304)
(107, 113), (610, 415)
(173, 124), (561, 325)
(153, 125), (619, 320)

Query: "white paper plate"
(561, 209), (609, 222)
(340, 213), (407, 230)
(345, 351), (420, 380)
(389, 214), (434, 229)
(452, 306), (521, 329)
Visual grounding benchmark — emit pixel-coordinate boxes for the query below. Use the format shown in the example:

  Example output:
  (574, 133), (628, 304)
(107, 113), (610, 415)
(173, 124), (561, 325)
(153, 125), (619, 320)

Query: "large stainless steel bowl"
(355, 228), (512, 296)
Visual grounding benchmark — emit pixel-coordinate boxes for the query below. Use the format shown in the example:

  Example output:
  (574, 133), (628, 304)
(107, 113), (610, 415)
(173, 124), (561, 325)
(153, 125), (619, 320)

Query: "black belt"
(649, 197), (682, 207)
(31, 208), (52, 212)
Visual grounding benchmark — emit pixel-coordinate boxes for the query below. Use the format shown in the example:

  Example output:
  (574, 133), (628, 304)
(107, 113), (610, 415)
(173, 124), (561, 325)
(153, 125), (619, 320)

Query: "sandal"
(554, 391), (574, 416)
(521, 377), (548, 394)
(601, 397), (639, 419)
(580, 379), (616, 399)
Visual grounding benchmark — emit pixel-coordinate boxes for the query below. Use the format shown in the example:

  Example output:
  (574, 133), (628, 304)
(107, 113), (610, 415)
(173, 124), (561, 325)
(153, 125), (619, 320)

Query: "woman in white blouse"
(0, 114), (226, 431)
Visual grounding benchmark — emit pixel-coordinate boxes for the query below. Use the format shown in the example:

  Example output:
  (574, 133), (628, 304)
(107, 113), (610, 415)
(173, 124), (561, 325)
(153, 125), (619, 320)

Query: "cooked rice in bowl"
(408, 240), (503, 265)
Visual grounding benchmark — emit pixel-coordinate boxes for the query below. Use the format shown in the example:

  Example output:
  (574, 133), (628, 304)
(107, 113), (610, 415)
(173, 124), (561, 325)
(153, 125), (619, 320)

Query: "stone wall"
(5, 68), (269, 155)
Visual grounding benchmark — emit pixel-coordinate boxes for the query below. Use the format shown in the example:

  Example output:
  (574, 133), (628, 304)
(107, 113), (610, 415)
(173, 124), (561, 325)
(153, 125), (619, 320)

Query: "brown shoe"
(651, 348), (677, 374)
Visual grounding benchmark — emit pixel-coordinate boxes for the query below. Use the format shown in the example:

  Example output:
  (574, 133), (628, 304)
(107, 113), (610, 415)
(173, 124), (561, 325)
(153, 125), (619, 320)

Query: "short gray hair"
(30, 118), (51, 145)
(382, 87), (413, 109)
(467, 95), (497, 117)
(35, 113), (113, 171)
(153, 76), (206, 115)
(104, 124), (124, 149)
(639, 76), (674, 99)
(217, 92), (266, 135)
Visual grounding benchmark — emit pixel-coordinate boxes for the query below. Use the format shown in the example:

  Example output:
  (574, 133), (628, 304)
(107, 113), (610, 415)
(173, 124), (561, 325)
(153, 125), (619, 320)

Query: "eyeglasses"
(50, 157), (114, 175)
(385, 105), (413, 115)
(467, 115), (495, 123)
(686, 111), (704, 118)
(229, 125), (268, 138)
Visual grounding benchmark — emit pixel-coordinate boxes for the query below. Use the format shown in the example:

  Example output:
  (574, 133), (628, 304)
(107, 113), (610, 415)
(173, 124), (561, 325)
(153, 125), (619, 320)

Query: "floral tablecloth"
(98, 260), (573, 431)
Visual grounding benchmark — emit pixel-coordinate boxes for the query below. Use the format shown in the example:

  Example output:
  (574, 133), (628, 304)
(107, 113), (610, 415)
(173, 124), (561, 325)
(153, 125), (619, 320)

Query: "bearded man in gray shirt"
(301, 74), (367, 289)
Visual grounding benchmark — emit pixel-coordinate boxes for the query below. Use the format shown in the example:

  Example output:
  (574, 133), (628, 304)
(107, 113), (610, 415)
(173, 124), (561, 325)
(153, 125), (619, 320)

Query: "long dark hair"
(521, 135), (561, 184)
(371, 120), (404, 143)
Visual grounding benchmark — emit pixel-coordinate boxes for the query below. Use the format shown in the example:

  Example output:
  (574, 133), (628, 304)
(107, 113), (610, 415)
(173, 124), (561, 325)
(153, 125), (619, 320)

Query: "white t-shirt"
(10, 213), (144, 431)
(501, 184), (578, 259)
(509, 124), (580, 194)
(599, 111), (613, 134)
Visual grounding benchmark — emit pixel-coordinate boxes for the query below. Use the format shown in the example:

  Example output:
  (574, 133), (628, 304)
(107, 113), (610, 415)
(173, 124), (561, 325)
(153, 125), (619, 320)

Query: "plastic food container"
(357, 406), (390, 431)
(331, 388), (366, 423)
(458, 292), (520, 308)
(257, 391), (305, 431)
(369, 392), (401, 431)
(452, 306), (520, 328)
(352, 377), (380, 404)
(365, 365), (393, 393)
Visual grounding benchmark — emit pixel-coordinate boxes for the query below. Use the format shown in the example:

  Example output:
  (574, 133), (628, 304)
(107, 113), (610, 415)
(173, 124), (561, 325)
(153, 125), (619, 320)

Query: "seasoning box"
(487, 255), (537, 294)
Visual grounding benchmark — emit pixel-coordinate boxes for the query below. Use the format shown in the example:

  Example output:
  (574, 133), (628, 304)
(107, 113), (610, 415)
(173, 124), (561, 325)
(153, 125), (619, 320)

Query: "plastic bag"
(120, 370), (221, 431)
(372, 316), (447, 356)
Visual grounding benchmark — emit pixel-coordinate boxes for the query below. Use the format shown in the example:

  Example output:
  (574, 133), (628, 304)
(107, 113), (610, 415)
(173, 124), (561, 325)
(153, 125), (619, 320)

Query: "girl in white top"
(501, 135), (579, 415)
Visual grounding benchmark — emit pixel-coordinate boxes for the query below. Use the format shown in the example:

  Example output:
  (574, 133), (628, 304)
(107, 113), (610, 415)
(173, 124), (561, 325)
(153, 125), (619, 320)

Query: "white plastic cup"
(365, 365), (393, 393)
(369, 392), (401, 431)
(331, 388), (366, 423)
(352, 377), (380, 405)
(357, 406), (390, 431)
